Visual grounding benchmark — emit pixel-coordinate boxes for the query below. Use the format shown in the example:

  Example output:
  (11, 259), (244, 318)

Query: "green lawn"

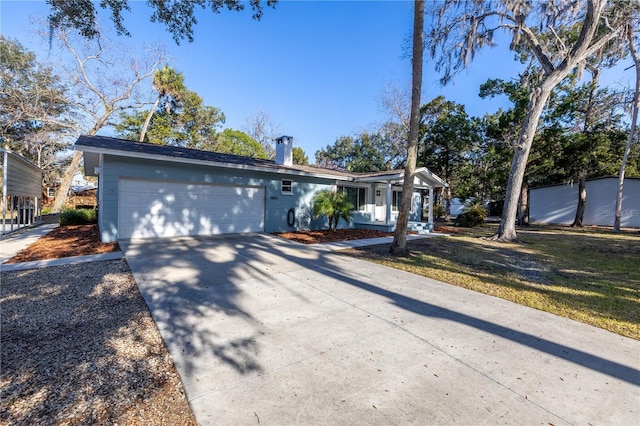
(345, 224), (640, 340)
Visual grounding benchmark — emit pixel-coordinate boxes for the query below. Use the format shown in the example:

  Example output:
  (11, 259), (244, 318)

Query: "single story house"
(529, 177), (640, 228)
(76, 135), (447, 242)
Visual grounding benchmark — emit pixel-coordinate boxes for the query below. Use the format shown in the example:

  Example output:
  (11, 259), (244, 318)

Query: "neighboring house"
(76, 135), (447, 242)
(529, 177), (640, 228)
(43, 184), (58, 206)
(70, 186), (97, 209)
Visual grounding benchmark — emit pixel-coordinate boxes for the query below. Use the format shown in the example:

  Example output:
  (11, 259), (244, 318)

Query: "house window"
(281, 180), (293, 195)
(47, 187), (56, 197)
(338, 186), (366, 211)
(392, 190), (402, 212)
(375, 189), (381, 197)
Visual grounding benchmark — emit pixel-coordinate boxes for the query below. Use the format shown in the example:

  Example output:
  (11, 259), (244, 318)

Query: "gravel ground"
(1, 259), (196, 425)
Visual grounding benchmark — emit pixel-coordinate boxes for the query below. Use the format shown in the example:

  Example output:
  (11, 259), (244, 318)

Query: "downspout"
(2, 150), (7, 234)
(97, 153), (104, 241)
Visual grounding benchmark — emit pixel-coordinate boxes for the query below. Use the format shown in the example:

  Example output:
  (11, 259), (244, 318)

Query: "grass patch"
(346, 224), (640, 339)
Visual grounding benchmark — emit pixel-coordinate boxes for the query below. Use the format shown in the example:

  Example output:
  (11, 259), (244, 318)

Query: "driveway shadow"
(122, 233), (639, 394)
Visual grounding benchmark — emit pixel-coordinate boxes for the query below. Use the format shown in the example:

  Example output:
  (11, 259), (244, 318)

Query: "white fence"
(529, 177), (640, 228)
(1, 148), (43, 235)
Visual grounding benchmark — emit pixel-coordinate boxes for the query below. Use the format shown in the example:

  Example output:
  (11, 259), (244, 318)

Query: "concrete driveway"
(120, 234), (639, 425)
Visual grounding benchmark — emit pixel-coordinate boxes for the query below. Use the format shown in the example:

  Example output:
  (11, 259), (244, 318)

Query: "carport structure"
(1, 148), (43, 235)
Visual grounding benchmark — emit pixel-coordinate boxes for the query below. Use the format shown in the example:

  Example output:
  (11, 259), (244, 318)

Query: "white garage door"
(118, 178), (265, 239)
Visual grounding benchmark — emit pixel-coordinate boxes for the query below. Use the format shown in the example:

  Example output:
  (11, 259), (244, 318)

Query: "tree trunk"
(51, 150), (83, 212)
(51, 118), (108, 213)
(390, 0), (424, 256)
(487, 0), (612, 242)
(517, 175), (529, 226)
(490, 83), (554, 242)
(444, 180), (452, 222)
(140, 95), (161, 142)
(570, 171), (587, 227)
(570, 67), (598, 229)
(614, 26), (640, 232)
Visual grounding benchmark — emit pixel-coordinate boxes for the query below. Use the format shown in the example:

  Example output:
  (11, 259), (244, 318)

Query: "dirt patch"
(1, 260), (196, 425)
(6, 224), (119, 263)
(274, 228), (395, 244)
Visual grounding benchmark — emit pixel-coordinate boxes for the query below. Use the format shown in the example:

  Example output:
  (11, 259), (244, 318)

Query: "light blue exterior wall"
(98, 155), (338, 242)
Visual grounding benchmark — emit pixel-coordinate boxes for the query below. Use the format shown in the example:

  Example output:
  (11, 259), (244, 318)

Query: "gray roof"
(75, 135), (446, 187)
(75, 135), (277, 168)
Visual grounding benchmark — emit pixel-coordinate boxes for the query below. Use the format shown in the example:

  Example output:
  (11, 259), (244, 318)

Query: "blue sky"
(1, 1), (634, 159)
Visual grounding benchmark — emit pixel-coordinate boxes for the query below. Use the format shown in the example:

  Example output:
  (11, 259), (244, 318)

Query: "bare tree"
(377, 82), (411, 165)
(426, 0), (628, 242)
(614, 21), (640, 232)
(390, 0), (424, 256)
(243, 109), (280, 160)
(49, 27), (166, 212)
(378, 81), (411, 134)
(0, 36), (76, 182)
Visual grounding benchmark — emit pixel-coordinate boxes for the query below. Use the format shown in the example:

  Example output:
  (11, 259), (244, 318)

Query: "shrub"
(41, 207), (52, 215)
(454, 199), (487, 228)
(60, 208), (97, 226)
(432, 204), (446, 221)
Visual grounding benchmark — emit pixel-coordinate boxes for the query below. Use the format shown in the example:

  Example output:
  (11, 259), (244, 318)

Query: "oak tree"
(426, 0), (629, 242)
(46, 0), (278, 44)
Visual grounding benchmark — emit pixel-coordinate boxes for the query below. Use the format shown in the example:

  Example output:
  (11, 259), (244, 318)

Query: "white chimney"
(275, 135), (293, 166)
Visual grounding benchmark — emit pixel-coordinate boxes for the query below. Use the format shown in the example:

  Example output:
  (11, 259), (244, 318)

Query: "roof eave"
(75, 143), (353, 181)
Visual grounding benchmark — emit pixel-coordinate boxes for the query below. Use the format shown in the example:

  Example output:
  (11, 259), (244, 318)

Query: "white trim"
(281, 179), (293, 195)
(98, 153), (104, 232)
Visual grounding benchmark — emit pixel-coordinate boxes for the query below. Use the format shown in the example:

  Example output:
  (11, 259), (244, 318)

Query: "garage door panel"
(118, 179), (265, 239)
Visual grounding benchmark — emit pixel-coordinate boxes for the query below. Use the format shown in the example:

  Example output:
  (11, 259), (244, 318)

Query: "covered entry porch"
(349, 168), (447, 233)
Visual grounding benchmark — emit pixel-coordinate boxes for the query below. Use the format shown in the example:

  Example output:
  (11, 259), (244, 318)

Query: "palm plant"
(312, 189), (353, 231)
(454, 199), (488, 227)
(139, 65), (186, 142)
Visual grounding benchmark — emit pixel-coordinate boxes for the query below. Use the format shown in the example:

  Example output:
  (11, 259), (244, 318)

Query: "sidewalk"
(1, 223), (59, 264)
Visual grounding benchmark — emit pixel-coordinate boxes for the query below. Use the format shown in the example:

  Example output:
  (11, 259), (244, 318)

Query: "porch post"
(371, 183), (376, 222)
(385, 181), (392, 225)
(428, 186), (434, 224)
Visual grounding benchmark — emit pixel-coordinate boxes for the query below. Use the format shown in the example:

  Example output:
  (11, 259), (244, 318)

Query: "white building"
(529, 177), (640, 228)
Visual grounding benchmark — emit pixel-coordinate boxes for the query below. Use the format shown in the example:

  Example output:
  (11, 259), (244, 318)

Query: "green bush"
(454, 199), (487, 228)
(41, 207), (52, 215)
(60, 208), (97, 226)
(432, 204), (446, 221)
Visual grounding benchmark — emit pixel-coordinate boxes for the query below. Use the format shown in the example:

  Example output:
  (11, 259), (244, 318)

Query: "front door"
(375, 188), (385, 221)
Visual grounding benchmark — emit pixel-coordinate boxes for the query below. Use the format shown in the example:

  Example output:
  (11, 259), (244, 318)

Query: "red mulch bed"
(433, 225), (461, 234)
(273, 228), (396, 244)
(7, 224), (457, 263)
(7, 224), (119, 263)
